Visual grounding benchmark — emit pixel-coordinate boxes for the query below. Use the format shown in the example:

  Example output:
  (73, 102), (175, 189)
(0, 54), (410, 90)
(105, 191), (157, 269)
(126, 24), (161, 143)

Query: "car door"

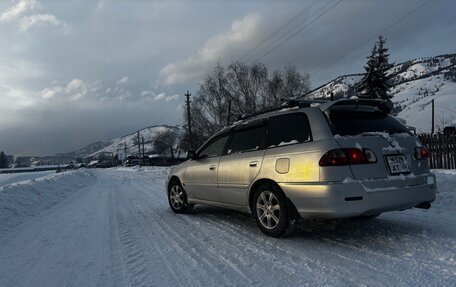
(218, 121), (267, 205)
(184, 133), (230, 202)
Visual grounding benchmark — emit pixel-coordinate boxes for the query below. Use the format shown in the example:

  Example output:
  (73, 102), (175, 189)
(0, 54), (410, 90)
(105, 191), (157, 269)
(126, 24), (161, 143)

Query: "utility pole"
(185, 91), (193, 150)
(142, 137), (145, 161)
(137, 131), (141, 167)
(124, 142), (127, 160)
(226, 100), (232, 126)
(431, 99), (435, 134)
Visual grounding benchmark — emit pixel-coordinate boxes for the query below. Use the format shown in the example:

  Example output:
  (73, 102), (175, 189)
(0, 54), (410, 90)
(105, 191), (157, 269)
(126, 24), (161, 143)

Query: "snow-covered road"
(0, 168), (455, 286)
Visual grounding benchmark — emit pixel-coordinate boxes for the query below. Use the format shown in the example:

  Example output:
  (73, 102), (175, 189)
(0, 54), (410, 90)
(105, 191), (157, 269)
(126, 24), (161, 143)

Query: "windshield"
(328, 109), (410, 136)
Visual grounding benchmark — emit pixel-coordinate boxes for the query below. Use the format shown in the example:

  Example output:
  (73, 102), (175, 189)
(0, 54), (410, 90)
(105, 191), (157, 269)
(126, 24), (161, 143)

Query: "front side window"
(227, 127), (266, 155)
(199, 134), (229, 158)
(268, 113), (312, 147)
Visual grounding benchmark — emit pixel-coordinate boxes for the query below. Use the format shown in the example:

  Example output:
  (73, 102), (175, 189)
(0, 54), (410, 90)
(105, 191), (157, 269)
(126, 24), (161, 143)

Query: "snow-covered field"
(0, 168), (455, 286)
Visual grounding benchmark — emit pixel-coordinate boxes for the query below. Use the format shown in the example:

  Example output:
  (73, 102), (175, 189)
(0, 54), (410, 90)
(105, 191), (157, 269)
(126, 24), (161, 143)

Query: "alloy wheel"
(169, 185), (184, 210)
(256, 190), (281, 229)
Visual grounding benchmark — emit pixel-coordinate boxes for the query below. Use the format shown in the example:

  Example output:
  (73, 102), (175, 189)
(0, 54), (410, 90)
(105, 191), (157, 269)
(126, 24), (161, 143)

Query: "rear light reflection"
(319, 148), (377, 166)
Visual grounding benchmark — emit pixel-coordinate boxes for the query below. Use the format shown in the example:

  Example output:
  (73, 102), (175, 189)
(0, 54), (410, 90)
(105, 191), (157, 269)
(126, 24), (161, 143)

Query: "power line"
(254, 0), (344, 62)
(249, 0), (337, 62)
(309, 0), (432, 76)
(238, 0), (321, 62)
(247, 0), (340, 62)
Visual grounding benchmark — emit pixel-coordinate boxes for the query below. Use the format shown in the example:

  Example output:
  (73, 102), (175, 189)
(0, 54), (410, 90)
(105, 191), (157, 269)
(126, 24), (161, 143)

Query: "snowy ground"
(0, 168), (455, 286)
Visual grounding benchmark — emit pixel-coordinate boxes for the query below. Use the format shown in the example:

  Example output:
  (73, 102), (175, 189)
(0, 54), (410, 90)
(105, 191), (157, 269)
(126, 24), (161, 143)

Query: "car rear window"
(328, 110), (409, 136)
(268, 113), (312, 147)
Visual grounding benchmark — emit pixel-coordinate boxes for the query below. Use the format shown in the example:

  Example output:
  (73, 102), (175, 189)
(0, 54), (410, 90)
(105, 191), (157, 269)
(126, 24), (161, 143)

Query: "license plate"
(386, 155), (410, 174)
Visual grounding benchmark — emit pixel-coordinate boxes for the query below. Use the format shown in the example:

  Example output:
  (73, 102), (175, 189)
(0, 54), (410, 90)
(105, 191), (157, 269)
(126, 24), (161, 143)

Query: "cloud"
(19, 13), (68, 32)
(166, 94), (179, 102)
(0, 0), (36, 22)
(39, 78), (99, 101)
(141, 90), (151, 97)
(65, 78), (84, 92)
(160, 13), (262, 85)
(150, 93), (180, 102)
(154, 93), (166, 101)
(116, 76), (129, 85)
(0, 0), (69, 32)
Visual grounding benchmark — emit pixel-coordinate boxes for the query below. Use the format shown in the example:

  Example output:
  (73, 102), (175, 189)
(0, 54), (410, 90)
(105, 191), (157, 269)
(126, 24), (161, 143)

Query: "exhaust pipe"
(414, 202), (431, 209)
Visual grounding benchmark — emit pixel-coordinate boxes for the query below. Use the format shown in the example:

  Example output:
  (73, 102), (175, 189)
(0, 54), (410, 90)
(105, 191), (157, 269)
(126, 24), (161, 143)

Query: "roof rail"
(235, 98), (327, 121)
(280, 98), (328, 107)
(236, 104), (291, 121)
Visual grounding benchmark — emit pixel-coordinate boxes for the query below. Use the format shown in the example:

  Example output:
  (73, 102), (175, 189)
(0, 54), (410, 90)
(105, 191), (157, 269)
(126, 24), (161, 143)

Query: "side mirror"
(187, 150), (197, 160)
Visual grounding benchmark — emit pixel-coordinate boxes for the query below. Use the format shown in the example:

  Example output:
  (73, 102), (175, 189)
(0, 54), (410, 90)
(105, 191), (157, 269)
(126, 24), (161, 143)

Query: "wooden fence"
(418, 133), (456, 169)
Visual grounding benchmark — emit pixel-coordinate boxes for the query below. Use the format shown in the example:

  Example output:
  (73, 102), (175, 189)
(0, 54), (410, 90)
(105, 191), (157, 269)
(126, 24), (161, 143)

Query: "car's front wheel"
(168, 180), (193, 214)
(253, 183), (295, 237)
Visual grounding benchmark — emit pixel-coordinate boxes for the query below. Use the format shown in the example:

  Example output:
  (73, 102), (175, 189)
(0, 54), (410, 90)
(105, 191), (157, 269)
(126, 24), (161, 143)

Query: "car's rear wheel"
(253, 183), (295, 237)
(168, 180), (193, 214)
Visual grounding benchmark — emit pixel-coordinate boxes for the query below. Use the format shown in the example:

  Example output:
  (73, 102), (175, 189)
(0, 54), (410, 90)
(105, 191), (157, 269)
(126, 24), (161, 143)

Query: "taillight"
(414, 147), (429, 160)
(319, 149), (348, 166)
(319, 148), (377, 166)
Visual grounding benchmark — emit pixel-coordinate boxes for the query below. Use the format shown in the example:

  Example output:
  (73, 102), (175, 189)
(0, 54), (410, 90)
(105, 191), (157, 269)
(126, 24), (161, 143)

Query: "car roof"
(201, 98), (393, 148)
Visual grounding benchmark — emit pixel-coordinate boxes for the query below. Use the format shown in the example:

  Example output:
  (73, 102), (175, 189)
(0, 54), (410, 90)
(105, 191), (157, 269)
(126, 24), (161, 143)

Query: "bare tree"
(188, 61), (311, 148)
(154, 129), (179, 160)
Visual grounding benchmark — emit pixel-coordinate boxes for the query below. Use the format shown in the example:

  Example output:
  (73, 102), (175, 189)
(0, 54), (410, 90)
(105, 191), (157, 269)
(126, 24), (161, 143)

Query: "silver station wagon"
(166, 99), (436, 237)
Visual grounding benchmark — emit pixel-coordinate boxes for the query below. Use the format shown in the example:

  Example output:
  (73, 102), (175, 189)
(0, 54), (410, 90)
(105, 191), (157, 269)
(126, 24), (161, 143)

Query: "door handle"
(249, 161), (258, 167)
(209, 165), (216, 170)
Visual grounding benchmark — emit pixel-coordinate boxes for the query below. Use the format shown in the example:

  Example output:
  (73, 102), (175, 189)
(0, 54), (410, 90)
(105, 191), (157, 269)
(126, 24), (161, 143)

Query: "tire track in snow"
(125, 181), (243, 286)
(110, 176), (173, 286)
(113, 175), (183, 287)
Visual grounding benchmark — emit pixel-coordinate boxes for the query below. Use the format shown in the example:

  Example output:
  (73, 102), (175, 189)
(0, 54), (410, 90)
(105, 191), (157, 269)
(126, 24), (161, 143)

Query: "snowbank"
(432, 169), (456, 212)
(0, 169), (95, 235)
(0, 171), (55, 187)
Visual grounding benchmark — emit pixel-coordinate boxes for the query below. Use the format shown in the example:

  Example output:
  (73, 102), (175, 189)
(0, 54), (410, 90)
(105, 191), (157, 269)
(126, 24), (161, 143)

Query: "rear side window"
(227, 127), (266, 154)
(268, 113), (312, 147)
(328, 110), (409, 136)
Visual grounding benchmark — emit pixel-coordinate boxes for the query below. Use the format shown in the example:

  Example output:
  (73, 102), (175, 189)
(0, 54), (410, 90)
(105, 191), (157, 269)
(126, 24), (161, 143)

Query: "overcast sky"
(0, 0), (454, 155)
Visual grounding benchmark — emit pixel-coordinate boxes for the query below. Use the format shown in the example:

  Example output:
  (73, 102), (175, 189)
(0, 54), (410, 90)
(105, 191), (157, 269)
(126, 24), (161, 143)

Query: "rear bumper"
(279, 173), (436, 219)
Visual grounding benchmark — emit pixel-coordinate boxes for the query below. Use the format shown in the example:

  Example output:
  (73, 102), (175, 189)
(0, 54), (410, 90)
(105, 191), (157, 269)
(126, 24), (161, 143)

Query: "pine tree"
(0, 151), (8, 168)
(357, 35), (394, 100)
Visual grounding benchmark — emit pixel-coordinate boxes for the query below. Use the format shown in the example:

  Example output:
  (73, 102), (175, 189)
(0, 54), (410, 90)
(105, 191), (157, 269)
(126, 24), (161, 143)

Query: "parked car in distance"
(124, 157), (139, 167)
(166, 99), (436, 237)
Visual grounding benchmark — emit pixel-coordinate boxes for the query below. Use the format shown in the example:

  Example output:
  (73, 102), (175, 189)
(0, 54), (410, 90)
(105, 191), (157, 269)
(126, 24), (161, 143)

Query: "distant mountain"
(57, 125), (181, 159)
(308, 53), (456, 133)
